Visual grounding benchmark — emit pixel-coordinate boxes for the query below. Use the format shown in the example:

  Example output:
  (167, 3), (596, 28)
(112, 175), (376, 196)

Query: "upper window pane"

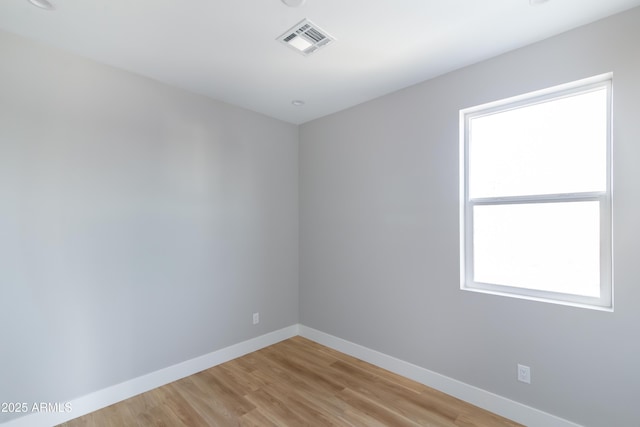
(469, 88), (607, 199)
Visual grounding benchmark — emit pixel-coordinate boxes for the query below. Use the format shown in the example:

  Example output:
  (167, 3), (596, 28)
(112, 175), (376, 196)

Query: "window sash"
(463, 194), (612, 308)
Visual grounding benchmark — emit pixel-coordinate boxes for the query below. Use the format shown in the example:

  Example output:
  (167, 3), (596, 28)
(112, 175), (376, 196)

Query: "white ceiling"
(1, 0), (639, 124)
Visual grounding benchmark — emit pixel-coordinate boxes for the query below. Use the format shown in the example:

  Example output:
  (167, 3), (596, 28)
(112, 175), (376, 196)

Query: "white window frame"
(459, 74), (613, 311)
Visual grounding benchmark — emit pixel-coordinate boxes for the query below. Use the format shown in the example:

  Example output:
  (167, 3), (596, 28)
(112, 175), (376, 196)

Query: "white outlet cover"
(517, 364), (531, 384)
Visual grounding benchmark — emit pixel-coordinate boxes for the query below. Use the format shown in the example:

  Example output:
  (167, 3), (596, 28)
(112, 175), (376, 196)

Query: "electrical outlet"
(517, 364), (531, 384)
(253, 312), (260, 325)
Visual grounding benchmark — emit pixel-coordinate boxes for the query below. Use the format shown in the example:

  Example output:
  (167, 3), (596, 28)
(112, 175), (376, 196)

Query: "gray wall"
(300, 7), (640, 427)
(0, 31), (298, 423)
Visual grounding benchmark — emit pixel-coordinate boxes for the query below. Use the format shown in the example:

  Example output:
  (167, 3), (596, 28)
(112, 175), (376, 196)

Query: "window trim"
(459, 74), (613, 311)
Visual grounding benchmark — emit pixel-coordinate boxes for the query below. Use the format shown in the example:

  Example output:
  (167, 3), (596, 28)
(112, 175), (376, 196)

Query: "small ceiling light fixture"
(292, 100), (305, 107)
(529, 0), (550, 5)
(28, 0), (55, 10)
(281, 0), (306, 7)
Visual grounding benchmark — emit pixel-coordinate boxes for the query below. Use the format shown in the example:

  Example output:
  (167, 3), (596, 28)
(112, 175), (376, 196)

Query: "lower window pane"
(473, 201), (600, 297)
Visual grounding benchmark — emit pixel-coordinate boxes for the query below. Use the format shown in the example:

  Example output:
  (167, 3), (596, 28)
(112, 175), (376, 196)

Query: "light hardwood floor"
(59, 336), (524, 427)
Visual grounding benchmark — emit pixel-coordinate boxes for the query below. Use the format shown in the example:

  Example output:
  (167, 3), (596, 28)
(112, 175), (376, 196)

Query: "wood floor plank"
(59, 337), (524, 427)
(328, 357), (461, 425)
(244, 387), (309, 426)
(238, 408), (280, 427)
(262, 378), (348, 426)
(245, 349), (349, 416)
(152, 383), (210, 427)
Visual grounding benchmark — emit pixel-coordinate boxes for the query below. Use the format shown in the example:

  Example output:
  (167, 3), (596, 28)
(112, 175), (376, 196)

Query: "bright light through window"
(460, 74), (612, 310)
(473, 201), (600, 297)
(469, 89), (607, 198)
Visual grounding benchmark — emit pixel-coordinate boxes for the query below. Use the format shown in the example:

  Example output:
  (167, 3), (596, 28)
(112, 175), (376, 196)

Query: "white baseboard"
(3, 324), (581, 427)
(2, 325), (299, 427)
(298, 325), (582, 427)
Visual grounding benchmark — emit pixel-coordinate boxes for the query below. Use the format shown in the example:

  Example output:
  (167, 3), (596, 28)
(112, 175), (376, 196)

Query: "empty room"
(1, 0), (639, 426)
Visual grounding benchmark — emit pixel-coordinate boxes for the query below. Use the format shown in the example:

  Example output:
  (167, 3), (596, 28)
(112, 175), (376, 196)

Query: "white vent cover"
(277, 19), (335, 56)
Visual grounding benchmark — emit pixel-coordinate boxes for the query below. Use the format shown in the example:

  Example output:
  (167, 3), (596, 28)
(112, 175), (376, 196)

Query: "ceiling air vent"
(277, 19), (335, 56)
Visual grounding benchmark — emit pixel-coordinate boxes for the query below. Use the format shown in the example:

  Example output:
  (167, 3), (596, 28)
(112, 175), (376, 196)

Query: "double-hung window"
(460, 74), (612, 310)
